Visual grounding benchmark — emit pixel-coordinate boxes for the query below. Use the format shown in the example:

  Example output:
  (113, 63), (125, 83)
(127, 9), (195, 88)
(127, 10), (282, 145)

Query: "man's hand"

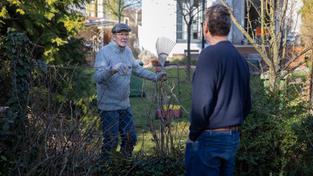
(156, 71), (167, 81)
(112, 63), (129, 75)
(186, 138), (195, 143)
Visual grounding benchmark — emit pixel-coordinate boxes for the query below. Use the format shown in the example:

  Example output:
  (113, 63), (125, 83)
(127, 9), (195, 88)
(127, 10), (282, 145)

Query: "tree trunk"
(268, 65), (278, 93)
(118, 0), (122, 22)
(4, 32), (32, 143)
(185, 19), (193, 81)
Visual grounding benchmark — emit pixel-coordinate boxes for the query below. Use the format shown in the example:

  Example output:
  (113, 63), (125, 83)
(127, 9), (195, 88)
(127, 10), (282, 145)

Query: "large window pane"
(176, 1), (202, 42)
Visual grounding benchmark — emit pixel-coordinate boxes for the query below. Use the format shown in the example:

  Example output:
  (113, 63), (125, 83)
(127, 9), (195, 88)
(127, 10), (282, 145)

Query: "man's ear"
(204, 24), (209, 34)
(202, 26), (209, 38)
(111, 34), (116, 41)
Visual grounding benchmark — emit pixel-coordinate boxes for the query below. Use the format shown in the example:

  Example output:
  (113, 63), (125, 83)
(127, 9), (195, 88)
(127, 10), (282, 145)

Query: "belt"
(205, 125), (240, 132)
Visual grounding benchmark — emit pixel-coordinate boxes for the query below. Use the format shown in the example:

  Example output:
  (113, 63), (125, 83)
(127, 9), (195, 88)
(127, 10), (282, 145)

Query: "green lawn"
(130, 67), (193, 154)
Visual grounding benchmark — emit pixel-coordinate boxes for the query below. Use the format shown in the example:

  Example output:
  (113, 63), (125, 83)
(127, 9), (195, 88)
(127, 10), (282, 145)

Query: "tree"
(0, 0), (89, 64)
(0, 1), (91, 174)
(104, 0), (141, 22)
(220, 0), (311, 92)
(176, 0), (202, 81)
(301, 0), (313, 48)
(301, 0), (313, 106)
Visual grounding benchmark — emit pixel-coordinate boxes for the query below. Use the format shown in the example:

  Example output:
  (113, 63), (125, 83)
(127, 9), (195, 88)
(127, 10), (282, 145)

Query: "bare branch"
(248, 0), (261, 17)
(281, 48), (313, 75)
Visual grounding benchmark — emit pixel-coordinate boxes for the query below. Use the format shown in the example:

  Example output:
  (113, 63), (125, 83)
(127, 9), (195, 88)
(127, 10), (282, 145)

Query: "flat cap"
(112, 23), (131, 33)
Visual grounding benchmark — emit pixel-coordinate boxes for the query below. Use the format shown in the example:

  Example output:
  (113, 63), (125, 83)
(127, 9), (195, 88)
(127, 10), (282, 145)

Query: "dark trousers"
(99, 107), (137, 157)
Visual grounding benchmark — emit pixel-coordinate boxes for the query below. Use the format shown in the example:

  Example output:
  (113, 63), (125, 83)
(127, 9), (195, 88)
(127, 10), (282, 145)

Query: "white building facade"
(138, 0), (246, 56)
(138, 0), (302, 56)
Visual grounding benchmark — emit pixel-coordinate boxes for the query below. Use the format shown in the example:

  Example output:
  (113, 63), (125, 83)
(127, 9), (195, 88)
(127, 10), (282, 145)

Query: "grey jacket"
(94, 41), (157, 111)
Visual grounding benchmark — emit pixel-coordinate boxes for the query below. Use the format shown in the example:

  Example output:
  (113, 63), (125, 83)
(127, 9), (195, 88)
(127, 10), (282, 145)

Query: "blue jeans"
(99, 107), (137, 157)
(185, 130), (240, 176)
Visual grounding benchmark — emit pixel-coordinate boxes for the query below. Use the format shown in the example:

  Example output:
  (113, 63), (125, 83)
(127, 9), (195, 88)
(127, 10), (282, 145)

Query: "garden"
(1, 0), (313, 175)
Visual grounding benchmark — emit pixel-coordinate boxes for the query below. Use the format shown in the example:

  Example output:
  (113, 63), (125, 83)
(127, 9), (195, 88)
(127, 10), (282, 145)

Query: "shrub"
(237, 76), (313, 175)
(95, 153), (185, 176)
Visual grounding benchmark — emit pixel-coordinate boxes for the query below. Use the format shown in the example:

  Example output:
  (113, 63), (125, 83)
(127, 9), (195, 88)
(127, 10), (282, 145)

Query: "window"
(176, 8), (184, 40)
(137, 10), (142, 26)
(176, 1), (203, 42)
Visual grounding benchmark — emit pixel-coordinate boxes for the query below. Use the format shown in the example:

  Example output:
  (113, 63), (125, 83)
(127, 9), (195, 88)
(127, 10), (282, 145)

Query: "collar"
(110, 41), (126, 53)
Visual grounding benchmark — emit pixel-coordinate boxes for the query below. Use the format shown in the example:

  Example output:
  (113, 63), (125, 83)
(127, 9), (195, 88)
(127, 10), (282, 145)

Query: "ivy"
(0, 32), (32, 175)
(2, 32), (32, 143)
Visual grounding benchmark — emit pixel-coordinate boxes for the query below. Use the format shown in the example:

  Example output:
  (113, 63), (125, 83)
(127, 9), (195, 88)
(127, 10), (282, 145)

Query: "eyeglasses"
(115, 33), (129, 37)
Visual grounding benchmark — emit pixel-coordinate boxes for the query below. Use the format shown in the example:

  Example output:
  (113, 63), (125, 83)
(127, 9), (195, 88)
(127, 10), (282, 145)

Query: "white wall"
(289, 0), (303, 35)
(139, 0), (177, 55)
(97, 0), (104, 18)
(139, 0), (307, 54)
(139, 0), (244, 55)
(139, 0), (230, 56)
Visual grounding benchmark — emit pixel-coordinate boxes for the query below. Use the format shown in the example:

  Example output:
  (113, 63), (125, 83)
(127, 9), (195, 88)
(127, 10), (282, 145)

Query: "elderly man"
(94, 23), (166, 158)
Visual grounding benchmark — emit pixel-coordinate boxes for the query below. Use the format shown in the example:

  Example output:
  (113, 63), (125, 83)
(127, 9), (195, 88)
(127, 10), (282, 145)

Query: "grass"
(130, 67), (193, 154)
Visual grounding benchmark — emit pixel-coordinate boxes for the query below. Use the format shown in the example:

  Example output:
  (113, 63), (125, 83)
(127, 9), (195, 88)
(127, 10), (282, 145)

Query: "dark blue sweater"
(189, 41), (251, 141)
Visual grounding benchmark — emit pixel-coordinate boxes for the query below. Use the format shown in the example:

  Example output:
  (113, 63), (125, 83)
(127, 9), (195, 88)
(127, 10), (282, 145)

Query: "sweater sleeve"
(93, 50), (113, 83)
(189, 50), (219, 141)
(131, 58), (157, 81)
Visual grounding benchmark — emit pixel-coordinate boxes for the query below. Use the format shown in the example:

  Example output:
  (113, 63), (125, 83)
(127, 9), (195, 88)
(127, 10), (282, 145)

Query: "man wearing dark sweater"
(185, 4), (251, 176)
